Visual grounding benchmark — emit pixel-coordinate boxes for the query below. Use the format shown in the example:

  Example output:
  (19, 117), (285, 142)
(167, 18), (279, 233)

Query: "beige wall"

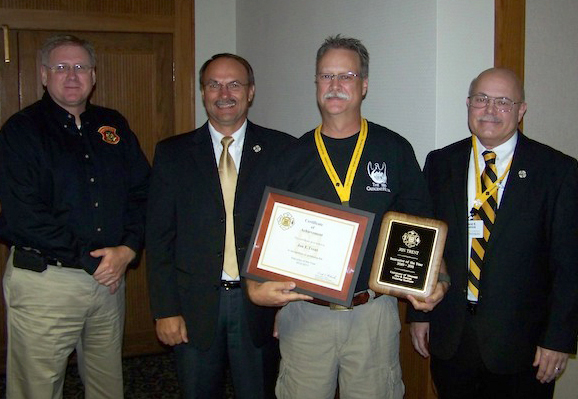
(525, 1), (578, 397)
(196, 0), (493, 163)
(235, 0), (493, 164)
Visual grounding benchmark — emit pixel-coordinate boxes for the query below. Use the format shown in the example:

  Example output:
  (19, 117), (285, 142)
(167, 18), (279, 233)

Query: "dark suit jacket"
(410, 133), (578, 374)
(146, 121), (295, 350)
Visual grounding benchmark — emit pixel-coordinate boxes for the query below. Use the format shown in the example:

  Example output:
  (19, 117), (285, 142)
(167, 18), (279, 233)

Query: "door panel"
(0, 28), (19, 125)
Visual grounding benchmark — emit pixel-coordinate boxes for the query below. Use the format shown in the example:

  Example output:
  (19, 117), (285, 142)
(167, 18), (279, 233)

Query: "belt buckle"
(221, 280), (240, 290)
(329, 303), (353, 311)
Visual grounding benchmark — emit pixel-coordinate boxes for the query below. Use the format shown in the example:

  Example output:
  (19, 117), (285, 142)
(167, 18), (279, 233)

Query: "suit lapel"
(487, 134), (533, 247)
(450, 139), (471, 257)
(237, 121), (264, 193)
(188, 123), (223, 204)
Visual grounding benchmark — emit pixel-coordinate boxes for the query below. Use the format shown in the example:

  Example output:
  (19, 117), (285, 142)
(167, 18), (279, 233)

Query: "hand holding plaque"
(369, 212), (447, 301)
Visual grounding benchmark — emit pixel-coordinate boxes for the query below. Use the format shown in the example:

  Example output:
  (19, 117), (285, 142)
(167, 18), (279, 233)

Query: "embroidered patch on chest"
(366, 161), (391, 192)
(98, 126), (121, 145)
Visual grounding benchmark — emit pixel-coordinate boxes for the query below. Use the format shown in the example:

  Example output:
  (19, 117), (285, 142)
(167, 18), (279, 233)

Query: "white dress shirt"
(208, 120), (247, 281)
(466, 133), (517, 300)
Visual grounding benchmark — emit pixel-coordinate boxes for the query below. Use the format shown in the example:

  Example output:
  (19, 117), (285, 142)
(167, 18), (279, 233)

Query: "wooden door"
(0, 29), (175, 364)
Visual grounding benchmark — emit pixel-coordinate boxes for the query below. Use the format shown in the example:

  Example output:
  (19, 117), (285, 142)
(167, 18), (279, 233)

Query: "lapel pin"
(253, 145), (262, 153)
(518, 170), (527, 178)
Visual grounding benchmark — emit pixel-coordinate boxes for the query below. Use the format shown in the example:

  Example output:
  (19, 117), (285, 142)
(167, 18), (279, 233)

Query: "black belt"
(47, 258), (83, 269)
(467, 300), (478, 315)
(221, 280), (241, 290)
(13, 247), (83, 272)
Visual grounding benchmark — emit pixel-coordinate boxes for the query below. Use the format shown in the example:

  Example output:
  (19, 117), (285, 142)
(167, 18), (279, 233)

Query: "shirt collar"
(473, 131), (518, 162)
(208, 120), (247, 150)
(41, 91), (94, 125)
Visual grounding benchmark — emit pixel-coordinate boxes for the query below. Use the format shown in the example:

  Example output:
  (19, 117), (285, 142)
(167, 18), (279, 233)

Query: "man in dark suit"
(146, 54), (295, 398)
(409, 68), (578, 398)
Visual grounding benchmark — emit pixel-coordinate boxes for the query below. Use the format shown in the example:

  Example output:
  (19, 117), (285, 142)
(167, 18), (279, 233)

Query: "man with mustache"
(146, 53), (295, 398)
(409, 68), (578, 398)
(248, 35), (448, 399)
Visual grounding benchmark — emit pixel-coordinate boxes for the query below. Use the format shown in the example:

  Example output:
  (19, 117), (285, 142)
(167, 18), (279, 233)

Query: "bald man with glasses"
(409, 68), (578, 399)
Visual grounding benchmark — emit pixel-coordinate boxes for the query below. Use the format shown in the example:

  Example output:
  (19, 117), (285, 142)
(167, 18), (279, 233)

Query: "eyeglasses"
(315, 72), (361, 84)
(468, 95), (523, 113)
(44, 64), (94, 75)
(204, 80), (250, 92)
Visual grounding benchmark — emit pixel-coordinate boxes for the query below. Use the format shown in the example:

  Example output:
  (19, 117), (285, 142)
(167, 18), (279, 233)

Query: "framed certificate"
(241, 187), (375, 307)
(369, 212), (447, 300)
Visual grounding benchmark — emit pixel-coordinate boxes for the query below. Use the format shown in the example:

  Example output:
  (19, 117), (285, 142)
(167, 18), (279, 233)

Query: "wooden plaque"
(369, 211), (447, 301)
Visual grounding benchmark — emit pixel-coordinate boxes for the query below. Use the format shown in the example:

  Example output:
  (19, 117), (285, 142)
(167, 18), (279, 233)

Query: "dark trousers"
(431, 313), (555, 399)
(174, 287), (279, 399)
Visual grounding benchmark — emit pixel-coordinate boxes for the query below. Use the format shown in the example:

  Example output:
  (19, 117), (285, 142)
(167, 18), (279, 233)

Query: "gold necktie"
(468, 151), (498, 301)
(218, 136), (238, 278)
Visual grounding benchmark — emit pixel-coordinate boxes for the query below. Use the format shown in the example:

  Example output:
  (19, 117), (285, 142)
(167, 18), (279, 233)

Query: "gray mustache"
(324, 91), (350, 100)
(478, 115), (501, 123)
(216, 99), (236, 107)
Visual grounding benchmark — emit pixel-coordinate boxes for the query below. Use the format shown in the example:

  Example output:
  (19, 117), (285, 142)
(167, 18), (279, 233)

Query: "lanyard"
(314, 118), (368, 205)
(471, 135), (512, 212)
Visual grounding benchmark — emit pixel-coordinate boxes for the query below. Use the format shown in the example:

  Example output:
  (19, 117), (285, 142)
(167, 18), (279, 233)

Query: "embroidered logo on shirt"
(366, 161), (391, 192)
(97, 126), (121, 145)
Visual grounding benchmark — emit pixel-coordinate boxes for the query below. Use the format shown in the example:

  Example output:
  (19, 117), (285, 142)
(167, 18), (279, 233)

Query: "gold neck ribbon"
(471, 135), (512, 212)
(314, 118), (368, 206)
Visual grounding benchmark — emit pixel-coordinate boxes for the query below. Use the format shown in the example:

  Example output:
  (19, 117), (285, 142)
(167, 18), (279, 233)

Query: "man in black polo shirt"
(248, 35), (448, 399)
(0, 34), (149, 398)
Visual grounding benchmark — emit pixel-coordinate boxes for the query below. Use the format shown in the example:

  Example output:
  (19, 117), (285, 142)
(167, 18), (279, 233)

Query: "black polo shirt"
(0, 93), (150, 273)
(276, 121), (432, 292)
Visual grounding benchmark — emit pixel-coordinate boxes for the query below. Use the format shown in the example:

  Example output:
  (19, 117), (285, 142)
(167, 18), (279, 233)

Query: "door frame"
(0, 0), (196, 131)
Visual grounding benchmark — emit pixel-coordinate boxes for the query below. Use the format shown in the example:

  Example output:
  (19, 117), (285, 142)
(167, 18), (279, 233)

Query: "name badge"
(468, 220), (484, 238)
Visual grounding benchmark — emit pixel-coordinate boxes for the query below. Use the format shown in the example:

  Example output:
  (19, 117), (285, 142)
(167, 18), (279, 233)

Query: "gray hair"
(41, 34), (96, 67)
(316, 34), (369, 78)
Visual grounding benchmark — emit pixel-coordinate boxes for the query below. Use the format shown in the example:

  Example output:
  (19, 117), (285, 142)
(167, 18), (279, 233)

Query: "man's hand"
(534, 346), (569, 383)
(407, 280), (448, 312)
(407, 260), (449, 311)
(91, 245), (136, 293)
(246, 279), (313, 307)
(156, 316), (189, 346)
(410, 322), (430, 358)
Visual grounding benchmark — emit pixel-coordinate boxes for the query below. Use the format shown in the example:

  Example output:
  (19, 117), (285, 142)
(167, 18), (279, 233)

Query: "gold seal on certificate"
(241, 187), (375, 307)
(369, 212), (447, 301)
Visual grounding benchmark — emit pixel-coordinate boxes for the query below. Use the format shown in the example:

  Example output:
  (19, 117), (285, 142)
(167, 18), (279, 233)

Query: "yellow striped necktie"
(218, 136), (238, 278)
(468, 151), (498, 301)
